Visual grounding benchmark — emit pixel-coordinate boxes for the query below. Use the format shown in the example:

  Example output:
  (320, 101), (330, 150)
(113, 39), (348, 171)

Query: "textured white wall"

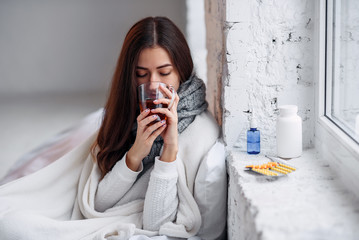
(0, 0), (186, 96)
(223, 0), (315, 152)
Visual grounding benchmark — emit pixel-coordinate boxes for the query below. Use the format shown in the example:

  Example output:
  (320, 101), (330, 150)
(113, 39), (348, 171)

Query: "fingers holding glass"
(159, 85), (176, 109)
(143, 119), (167, 140)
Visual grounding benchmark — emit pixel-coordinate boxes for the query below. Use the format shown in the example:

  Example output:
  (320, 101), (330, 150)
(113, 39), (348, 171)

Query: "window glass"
(326, 0), (359, 143)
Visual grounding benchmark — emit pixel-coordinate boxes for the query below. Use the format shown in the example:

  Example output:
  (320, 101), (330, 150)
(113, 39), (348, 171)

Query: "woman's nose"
(149, 73), (159, 82)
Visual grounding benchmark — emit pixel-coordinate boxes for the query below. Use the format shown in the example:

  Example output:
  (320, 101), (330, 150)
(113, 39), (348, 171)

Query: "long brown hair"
(94, 16), (194, 179)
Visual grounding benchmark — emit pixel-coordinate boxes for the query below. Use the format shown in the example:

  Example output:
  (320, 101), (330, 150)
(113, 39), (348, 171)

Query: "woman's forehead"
(137, 47), (173, 68)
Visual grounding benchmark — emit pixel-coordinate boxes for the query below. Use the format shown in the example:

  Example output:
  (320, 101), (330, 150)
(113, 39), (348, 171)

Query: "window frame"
(325, 0), (359, 144)
(316, 0), (359, 196)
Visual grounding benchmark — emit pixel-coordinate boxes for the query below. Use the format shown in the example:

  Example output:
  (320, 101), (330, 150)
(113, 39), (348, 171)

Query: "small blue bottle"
(247, 118), (260, 154)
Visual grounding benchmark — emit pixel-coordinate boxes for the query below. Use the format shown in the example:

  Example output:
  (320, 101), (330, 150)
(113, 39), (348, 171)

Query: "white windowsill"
(315, 116), (359, 196)
(226, 148), (359, 240)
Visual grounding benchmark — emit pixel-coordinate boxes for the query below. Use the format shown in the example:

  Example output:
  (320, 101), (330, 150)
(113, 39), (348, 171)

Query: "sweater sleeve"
(94, 153), (143, 212)
(143, 156), (179, 231)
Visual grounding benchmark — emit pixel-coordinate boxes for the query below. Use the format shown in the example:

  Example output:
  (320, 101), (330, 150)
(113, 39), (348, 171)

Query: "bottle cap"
(278, 105), (298, 116)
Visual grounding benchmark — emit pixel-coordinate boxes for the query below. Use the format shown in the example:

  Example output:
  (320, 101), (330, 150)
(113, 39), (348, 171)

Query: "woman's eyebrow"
(157, 64), (172, 69)
(136, 64), (172, 70)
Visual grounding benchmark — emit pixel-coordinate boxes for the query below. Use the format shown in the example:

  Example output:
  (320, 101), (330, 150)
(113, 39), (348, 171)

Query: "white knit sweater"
(95, 153), (179, 231)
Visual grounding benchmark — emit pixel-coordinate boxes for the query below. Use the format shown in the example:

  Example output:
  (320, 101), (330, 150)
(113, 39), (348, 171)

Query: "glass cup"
(138, 82), (175, 125)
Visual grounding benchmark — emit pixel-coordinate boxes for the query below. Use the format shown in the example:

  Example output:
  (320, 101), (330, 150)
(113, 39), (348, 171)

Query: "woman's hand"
(127, 109), (167, 171)
(150, 85), (180, 163)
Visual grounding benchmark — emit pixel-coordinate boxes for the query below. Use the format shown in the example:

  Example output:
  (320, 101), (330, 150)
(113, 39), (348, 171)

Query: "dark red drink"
(139, 99), (168, 126)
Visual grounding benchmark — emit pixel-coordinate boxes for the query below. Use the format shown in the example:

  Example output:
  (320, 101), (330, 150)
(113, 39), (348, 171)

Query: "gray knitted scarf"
(132, 74), (208, 177)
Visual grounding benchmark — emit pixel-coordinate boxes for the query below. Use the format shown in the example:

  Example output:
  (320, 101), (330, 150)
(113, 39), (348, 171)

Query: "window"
(325, 0), (359, 143)
(317, 0), (359, 195)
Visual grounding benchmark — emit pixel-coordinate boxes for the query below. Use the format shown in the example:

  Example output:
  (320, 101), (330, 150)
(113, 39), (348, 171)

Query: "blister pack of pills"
(245, 161), (296, 177)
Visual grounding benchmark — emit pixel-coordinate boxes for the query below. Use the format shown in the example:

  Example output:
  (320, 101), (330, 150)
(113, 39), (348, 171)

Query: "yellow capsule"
(268, 170), (278, 176)
(252, 169), (261, 174)
(279, 163), (296, 171)
(276, 166), (292, 173)
(271, 167), (287, 174)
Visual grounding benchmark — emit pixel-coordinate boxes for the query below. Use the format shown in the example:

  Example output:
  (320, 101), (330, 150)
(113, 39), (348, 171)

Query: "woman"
(93, 16), (209, 229)
(0, 17), (224, 239)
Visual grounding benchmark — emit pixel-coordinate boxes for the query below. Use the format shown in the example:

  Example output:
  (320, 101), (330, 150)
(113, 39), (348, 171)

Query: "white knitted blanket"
(0, 111), (219, 240)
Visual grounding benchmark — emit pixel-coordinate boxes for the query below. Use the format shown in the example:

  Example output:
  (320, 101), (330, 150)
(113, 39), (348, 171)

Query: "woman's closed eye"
(136, 71), (148, 78)
(136, 71), (171, 78)
(160, 71), (171, 76)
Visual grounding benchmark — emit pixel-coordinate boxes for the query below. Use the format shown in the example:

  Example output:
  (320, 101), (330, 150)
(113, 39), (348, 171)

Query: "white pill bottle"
(276, 105), (302, 158)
